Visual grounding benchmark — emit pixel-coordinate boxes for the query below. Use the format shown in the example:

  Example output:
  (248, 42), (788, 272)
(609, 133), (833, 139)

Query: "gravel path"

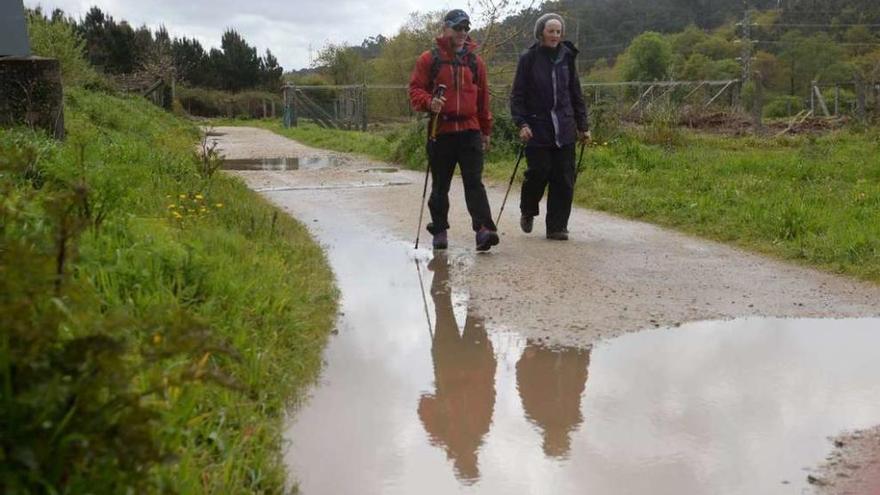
(212, 126), (880, 493)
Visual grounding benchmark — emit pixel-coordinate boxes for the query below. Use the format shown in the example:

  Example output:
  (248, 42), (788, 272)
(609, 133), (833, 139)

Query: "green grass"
(2, 90), (336, 493)
(221, 119), (397, 158)
(240, 118), (880, 283)
(561, 132), (880, 282)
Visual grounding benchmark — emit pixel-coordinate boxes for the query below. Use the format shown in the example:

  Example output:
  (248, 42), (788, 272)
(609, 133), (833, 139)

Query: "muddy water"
(279, 189), (880, 494)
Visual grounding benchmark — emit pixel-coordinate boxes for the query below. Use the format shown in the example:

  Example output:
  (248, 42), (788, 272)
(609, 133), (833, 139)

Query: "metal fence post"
(855, 75), (867, 122)
(361, 84), (368, 131)
(834, 85), (840, 116)
(810, 81), (815, 116)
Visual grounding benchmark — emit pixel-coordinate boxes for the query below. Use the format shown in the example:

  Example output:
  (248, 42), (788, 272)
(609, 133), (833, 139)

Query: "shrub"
(26, 10), (99, 87)
(764, 95), (805, 119)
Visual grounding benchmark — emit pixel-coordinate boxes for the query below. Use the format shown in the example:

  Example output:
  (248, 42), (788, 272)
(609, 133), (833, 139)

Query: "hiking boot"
(432, 230), (448, 250)
(475, 227), (500, 252)
(546, 231), (569, 241)
(520, 215), (534, 233)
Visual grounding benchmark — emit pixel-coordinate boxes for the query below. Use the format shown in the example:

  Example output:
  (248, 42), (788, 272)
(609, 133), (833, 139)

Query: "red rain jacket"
(409, 36), (493, 137)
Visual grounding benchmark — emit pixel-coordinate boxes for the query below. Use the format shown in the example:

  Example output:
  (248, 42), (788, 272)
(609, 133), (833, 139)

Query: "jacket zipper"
(456, 63), (461, 132)
(551, 62), (561, 147)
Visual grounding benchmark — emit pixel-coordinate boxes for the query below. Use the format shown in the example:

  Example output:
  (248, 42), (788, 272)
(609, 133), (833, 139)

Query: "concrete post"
(1, 0), (31, 57)
(0, 57), (65, 139)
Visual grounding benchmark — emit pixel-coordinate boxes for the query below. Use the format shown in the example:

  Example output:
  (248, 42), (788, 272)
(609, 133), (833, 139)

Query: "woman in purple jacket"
(510, 13), (590, 240)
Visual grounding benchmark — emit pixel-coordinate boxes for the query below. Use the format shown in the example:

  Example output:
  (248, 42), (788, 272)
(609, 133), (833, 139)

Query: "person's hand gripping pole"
(415, 84), (447, 249)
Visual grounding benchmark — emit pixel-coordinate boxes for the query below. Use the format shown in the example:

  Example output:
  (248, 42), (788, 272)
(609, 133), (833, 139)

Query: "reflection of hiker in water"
(418, 254), (497, 483)
(516, 342), (590, 458)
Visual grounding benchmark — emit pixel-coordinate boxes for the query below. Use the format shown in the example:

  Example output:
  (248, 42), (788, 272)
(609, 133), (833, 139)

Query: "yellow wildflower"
(215, 203), (224, 208)
(152, 333), (163, 345)
(195, 194), (204, 200)
(179, 194), (187, 199)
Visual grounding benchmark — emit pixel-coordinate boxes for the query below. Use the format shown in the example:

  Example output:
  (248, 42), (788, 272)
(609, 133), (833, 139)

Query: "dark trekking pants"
(519, 143), (576, 234)
(426, 130), (497, 234)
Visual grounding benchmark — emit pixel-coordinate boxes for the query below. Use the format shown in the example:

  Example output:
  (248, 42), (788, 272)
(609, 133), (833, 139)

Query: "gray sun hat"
(534, 13), (565, 40)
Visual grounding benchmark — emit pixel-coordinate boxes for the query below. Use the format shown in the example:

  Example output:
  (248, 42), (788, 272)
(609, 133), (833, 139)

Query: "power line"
(754, 40), (880, 46)
(755, 23), (880, 27)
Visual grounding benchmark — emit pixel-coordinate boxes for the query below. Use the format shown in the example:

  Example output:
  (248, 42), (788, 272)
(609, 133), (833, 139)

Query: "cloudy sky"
(23, 0), (461, 71)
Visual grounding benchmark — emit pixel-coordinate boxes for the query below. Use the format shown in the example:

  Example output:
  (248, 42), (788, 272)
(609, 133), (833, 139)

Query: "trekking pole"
(415, 84), (447, 249)
(494, 144), (525, 227)
(414, 259), (434, 339)
(576, 139), (587, 176)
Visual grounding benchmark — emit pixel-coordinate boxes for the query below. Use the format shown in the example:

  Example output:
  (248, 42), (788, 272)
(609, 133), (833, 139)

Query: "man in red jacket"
(409, 9), (499, 252)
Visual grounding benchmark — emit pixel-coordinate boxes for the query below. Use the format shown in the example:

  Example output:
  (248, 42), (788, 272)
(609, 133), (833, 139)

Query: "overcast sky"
(23, 0), (463, 71)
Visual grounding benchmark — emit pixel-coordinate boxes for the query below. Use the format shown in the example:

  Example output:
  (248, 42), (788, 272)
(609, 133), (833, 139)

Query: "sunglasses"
(452, 24), (470, 32)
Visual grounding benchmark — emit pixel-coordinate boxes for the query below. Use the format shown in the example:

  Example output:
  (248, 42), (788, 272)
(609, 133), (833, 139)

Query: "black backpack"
(429, 47), (479, 89)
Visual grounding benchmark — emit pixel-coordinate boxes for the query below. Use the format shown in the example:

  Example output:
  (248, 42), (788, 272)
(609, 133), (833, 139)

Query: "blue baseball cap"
(444, 9), (470, 28)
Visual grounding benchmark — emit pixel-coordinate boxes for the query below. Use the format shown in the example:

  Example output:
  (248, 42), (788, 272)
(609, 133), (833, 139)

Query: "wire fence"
(280, 77), (880, 133)
(282, 80), (745, 128)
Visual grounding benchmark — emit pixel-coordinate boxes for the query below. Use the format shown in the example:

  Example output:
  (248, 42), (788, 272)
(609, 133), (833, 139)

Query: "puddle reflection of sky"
(282, 202), (880, 495)
(223, 156), (341, 171)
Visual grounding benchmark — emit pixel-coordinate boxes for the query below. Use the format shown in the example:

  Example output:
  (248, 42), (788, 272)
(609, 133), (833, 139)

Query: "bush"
(764, 95), (805, 119)
(821, 87), (856, 116)
(26, 10), (99, 87)
(486, 113), (520, 161)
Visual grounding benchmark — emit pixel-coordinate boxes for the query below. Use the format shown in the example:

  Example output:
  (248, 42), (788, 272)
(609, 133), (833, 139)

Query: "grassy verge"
(562, 131), (880, 282)
(235, 118), (880, 283)
(2, 90), (336, 493)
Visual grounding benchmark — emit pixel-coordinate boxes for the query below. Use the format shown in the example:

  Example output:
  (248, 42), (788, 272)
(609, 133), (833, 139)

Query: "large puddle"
(222, 155), (342, 171)
(281, 193), (880, 494)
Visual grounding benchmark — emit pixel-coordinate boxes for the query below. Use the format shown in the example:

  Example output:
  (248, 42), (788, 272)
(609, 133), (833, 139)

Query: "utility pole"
(740, 3), (752, 86)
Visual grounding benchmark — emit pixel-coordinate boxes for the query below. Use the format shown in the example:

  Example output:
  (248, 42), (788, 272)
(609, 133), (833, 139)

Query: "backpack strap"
(429, 47), (480, 89)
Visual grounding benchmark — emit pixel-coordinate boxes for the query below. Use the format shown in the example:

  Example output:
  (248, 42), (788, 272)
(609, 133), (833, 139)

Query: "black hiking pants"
(520, 143), (576, 234)
(426, 130), (497, 234)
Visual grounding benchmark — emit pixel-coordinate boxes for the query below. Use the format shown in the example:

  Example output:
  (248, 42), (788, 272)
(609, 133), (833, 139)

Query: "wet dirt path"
(212, 126), (880, 494)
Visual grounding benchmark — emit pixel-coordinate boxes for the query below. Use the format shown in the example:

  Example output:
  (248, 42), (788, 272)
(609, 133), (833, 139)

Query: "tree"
(314, 43), (367, 85)
(371, 12), (439, 84)
(778, 31), (845, 95)
(215, 29), (261, 91)
(172, 37), (207, 85)
(78, 7), (108, 69)
(844, 25), (877, 57)
(259, 49), (283, 90)
(671, 25), (709, 59)
(620, 32), (673, 81)
(26, 8), (97, 86)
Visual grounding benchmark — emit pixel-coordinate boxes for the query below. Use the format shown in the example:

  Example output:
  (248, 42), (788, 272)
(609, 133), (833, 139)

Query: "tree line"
(27, 6), (282, 92)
